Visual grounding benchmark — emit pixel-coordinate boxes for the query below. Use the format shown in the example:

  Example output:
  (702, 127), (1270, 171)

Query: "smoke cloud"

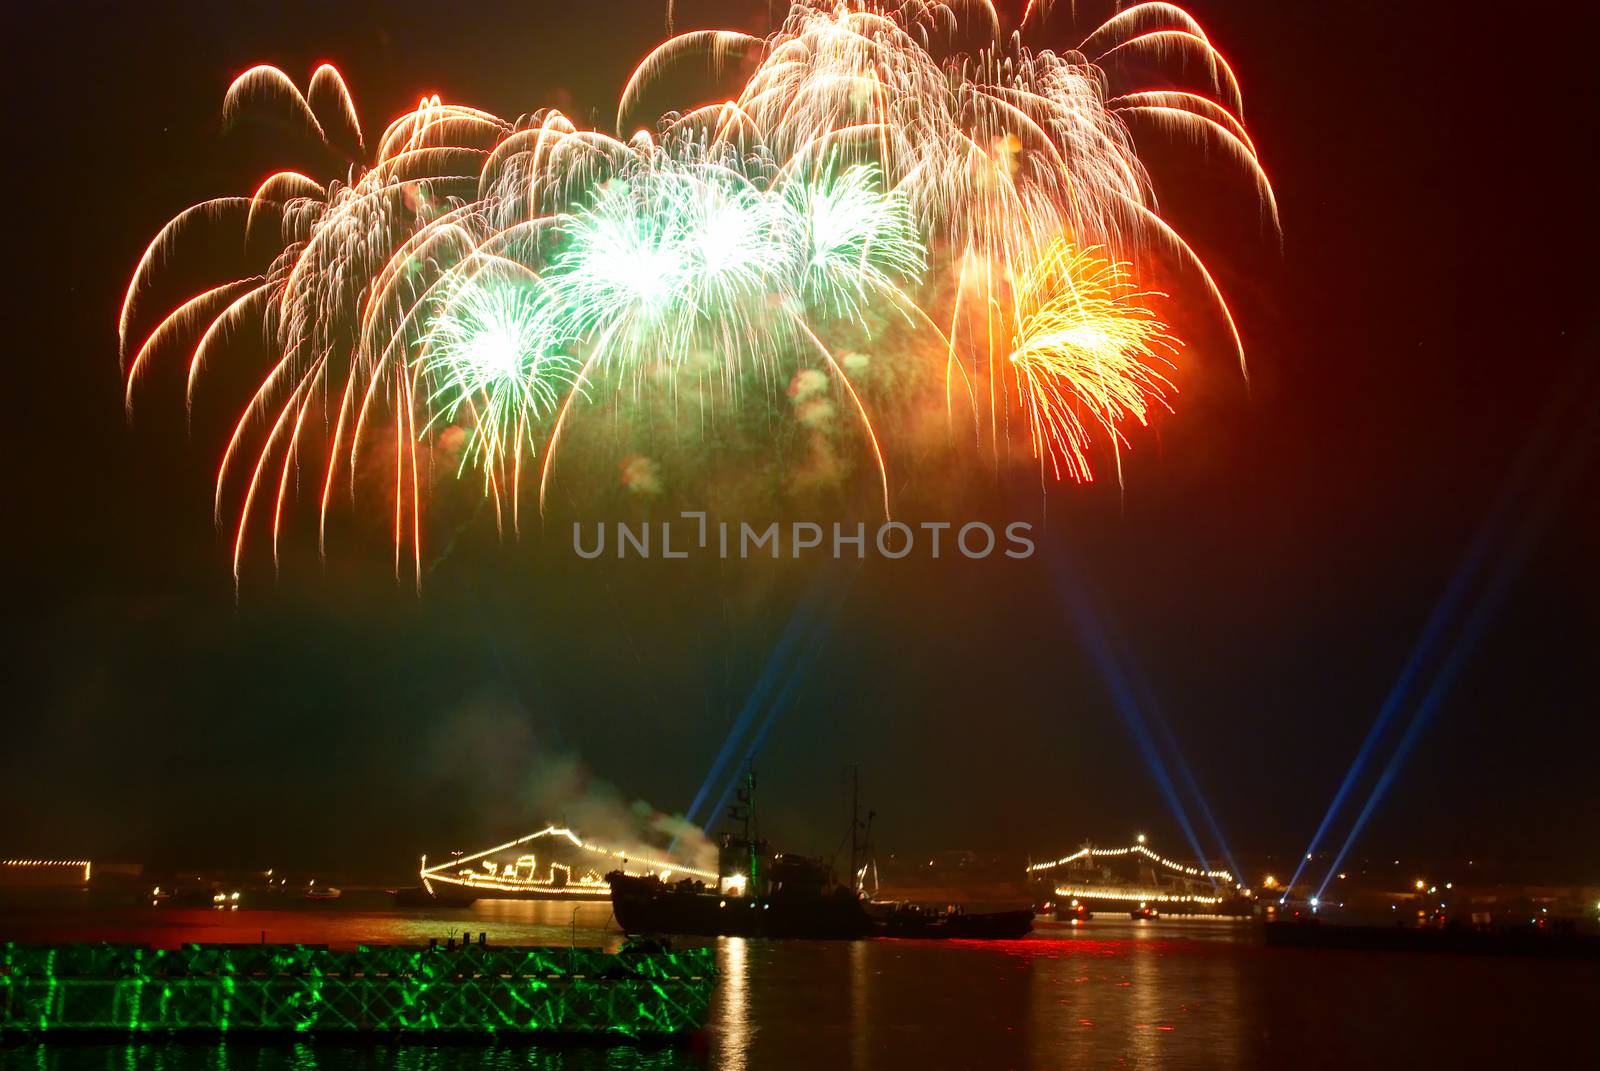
(419, 697), (716, 874)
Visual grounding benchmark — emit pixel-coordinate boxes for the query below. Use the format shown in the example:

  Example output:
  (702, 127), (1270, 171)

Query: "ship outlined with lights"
(1027, 836), (1255, 919)
(413, 825), (717, 903)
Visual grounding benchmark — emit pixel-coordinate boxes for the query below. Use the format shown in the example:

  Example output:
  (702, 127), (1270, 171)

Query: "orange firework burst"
(1008, 240), (1179, 482)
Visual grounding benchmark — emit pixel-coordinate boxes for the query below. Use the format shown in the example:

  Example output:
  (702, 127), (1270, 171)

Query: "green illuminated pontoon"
(0, 942), (715, 1038)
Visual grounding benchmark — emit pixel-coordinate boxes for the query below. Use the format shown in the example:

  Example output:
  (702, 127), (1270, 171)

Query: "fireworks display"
(1008, 240), (1180, 484)
(120, 1), (1275, 581)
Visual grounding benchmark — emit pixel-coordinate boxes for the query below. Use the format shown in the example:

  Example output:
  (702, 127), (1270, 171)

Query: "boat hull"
(609, 875), (1033, 940)
(609, 874), (875, 939)
(879, 907), (1034, 940)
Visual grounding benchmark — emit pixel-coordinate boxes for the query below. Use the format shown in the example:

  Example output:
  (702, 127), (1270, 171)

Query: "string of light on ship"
(1054, 886), (1225, 905)
(420, 825), (718, 888)
(1, 859), (91, 880)
(456, 858), (609, 888)
(1026, 842), (1235, 885)
(438, 871), (614, 895)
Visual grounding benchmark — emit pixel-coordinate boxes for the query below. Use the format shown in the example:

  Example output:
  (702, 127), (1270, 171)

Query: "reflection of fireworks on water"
(121, 2), (1275, 582)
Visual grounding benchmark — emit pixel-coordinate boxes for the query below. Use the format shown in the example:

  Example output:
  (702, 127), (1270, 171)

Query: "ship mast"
(727, 760), (759, 890)
(848, 765), (875, 895)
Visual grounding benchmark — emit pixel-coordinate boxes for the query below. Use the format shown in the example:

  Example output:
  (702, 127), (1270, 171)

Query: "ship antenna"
(848, 765), (874, 895)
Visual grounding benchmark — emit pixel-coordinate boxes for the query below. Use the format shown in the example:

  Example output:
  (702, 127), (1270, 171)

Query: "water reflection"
(7, 910), (1596, 1068)
(16, 1043), (697, 1070)
(0, 900), (626, 952)
(848, 938), (868, 1071)
(1028, 918), (1253, 1066)
(715, 936), (750, 1071)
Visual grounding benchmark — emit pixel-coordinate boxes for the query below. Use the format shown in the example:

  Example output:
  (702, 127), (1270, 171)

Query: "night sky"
(6, 1), (1596, 882)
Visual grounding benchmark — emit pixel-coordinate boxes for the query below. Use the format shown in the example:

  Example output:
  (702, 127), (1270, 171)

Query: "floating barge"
(0, 941), (715, 1039)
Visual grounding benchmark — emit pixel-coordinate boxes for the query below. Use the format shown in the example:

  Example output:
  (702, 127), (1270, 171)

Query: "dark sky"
(5, 1), (1596, 883)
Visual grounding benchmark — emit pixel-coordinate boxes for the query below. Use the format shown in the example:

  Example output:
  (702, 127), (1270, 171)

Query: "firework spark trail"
(1008, 240), (1178, 481)
(122, 2), (1274, 579)
(417, 261), (582, 489)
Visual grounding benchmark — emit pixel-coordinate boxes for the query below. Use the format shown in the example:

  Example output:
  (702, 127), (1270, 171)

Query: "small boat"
(877, 903), (1035, 940)
(1130, 904), (1159, 920)
(1053, 901), (1094, 924)
(304, 884), (341, 902)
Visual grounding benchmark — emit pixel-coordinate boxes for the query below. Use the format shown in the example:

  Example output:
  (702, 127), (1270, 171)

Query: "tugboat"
(609, 769), (875, 938)
(607, 856), (876, 939)
(608, 767), (1031, 941)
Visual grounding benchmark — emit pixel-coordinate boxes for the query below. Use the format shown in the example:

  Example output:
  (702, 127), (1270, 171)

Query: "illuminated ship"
(608, 772), (1033, 940)
(413, 825), (716, 904)
(1027, 837), (1255, 919)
